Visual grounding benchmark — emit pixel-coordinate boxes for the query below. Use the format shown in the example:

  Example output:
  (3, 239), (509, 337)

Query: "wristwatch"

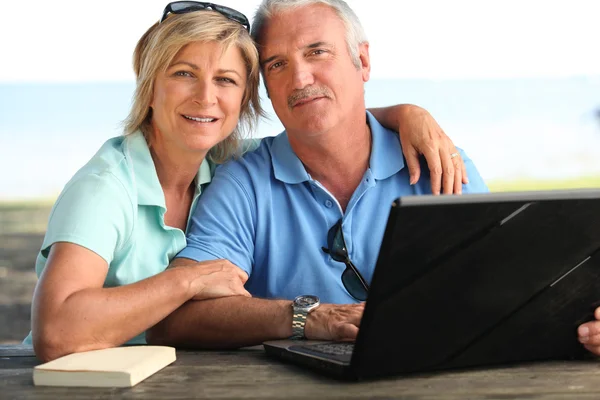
(291, 295), (321, 340)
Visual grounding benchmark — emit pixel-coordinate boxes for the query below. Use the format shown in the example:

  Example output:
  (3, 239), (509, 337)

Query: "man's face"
(259, 4), (370, 138)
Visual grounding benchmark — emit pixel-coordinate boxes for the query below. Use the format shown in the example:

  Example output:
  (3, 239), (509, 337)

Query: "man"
(147, 0), (488, 348)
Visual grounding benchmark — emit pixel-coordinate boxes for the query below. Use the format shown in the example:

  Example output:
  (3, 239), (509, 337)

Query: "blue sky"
(1, 1), (599, 200)
(1, 0), (598, 83)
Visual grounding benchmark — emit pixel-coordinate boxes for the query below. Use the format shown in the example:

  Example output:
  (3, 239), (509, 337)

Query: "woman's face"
(150, 41), (247, 155)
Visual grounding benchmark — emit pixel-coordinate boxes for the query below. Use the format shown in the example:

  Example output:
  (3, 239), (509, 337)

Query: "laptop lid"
(351, 189), (600, 378)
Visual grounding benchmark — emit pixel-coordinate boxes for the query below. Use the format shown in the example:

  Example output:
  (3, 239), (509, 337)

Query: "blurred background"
(0, 0), (599, 343)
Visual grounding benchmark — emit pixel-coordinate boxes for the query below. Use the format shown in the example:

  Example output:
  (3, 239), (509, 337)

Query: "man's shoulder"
(215, 135), (278, 179)
(366, 110), (397, 135)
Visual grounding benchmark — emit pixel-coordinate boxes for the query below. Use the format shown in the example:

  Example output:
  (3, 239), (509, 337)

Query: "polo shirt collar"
(366, 111), (405, 180)
(271, 131), (311, 184)
(270, 111), (405, 184)
(124, 131), (212, 207)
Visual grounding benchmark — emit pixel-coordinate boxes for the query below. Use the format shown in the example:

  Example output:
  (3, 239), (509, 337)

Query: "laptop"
(263, 189), (600, 380)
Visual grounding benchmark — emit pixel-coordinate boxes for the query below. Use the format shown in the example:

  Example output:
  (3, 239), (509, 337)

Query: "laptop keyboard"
(290, 342), (354, 364)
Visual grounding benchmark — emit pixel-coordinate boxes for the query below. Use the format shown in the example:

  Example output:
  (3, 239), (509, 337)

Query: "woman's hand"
(170, 258), (251, 300)
(369, 104), (469, 194)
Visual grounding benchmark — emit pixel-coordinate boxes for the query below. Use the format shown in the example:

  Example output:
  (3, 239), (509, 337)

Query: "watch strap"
(291, 308), (308, 339)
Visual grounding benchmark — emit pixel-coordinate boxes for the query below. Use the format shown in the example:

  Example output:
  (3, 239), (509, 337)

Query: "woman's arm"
(369, 104), (468, 195)
(31, 243), (249, 361)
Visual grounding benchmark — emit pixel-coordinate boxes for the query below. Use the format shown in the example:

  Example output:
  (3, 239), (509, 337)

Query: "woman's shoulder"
(42, 138), (139, 263)
(73, 135), (131, 178)
(52, 136), (138, 219)
(64, 135), (142, 199)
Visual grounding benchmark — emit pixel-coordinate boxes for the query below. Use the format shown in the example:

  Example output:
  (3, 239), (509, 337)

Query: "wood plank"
(0, 345), (35, 357)
(2, 345), (600, 399)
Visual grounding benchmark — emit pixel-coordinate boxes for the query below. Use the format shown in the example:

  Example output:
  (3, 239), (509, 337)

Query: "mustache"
(287, 86), (332, 109)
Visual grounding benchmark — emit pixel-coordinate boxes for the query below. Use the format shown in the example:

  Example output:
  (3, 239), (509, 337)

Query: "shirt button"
(325, 200), (333, 208)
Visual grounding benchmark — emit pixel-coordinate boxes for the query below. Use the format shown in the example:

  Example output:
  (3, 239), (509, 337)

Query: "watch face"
(295, 295), (319, 307)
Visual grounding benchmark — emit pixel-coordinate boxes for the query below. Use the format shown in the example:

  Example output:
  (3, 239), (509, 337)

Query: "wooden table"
(3, 345), (600, 399)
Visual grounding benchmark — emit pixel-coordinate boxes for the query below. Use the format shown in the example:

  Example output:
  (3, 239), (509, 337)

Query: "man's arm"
(369, 104), (468, 195)
(147, 290), (291, 349)
(147, 287), (364, 349)
(148, 165), (363, 348)
(147, 258), (364, 348)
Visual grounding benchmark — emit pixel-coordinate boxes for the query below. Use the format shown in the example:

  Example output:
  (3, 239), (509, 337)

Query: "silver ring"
(450, 152), (460, 159)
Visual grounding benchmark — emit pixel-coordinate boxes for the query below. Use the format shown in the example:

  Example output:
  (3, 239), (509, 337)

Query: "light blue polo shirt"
(24, 131), (218, 345)
(179, 112), (489, 303)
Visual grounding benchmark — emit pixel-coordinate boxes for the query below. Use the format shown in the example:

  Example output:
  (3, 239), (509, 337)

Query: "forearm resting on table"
(147, 296), (293, 349)
(32, 268), (193, 361)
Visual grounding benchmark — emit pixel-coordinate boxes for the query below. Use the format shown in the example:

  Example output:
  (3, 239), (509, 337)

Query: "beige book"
(33, 346), (176, 387)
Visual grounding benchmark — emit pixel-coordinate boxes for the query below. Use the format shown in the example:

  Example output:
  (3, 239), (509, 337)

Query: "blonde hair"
(123, 11), (263, 163)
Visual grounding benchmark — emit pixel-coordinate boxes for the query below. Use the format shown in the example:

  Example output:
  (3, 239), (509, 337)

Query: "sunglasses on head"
(159, 1), (251, 31)
(322, 219), (370, 301)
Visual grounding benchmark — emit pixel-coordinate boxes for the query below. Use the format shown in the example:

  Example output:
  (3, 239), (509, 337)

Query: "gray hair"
(251, 0), (368, 69)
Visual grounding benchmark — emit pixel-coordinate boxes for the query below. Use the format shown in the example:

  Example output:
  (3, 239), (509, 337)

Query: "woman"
(27, 2), (467, 361)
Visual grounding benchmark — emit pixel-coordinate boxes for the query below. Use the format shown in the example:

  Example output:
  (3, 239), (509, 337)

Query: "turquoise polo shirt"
(179, 111), (489, 303)
(24, 131), (216, 345)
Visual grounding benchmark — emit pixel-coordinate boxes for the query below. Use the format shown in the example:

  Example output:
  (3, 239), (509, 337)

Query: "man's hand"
(304, 303), (365, 341)
(578, 307), (600, 355)
(169, 258), (251, 301)
(397, 105), (468, 195)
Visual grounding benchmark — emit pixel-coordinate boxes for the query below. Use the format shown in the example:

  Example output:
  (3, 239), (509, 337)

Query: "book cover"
(33, 345), (176, 387)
